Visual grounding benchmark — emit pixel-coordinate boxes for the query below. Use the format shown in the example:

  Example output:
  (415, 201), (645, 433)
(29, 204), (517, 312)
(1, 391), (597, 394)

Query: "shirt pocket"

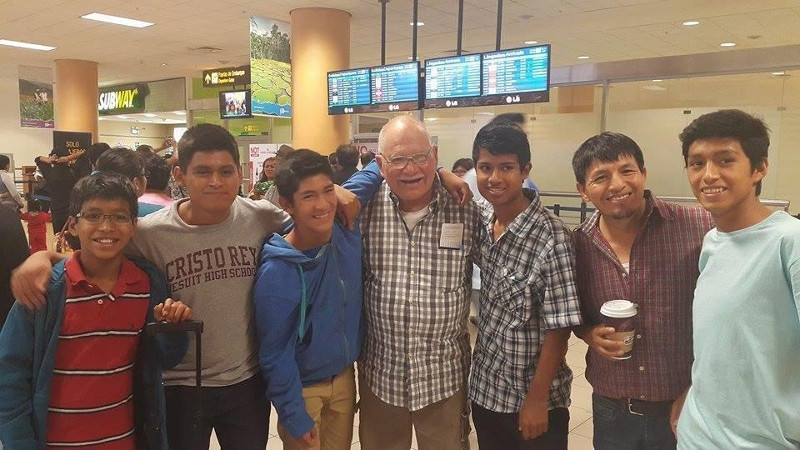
(492, 267), (532, 317)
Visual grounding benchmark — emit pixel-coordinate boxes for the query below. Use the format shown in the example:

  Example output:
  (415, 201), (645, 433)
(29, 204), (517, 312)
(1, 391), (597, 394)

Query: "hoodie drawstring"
(297, 265), (308, 340)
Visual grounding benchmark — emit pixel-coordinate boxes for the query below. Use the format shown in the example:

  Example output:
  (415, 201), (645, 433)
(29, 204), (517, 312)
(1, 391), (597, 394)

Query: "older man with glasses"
(357, 115), (481, 450)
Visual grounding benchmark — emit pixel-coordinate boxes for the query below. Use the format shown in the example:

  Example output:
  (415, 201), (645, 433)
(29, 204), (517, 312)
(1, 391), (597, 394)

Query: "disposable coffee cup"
(600, 300), (637, 360)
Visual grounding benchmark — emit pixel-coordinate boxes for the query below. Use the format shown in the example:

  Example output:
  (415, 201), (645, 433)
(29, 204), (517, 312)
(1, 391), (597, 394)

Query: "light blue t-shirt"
(678, 211), (800, 449)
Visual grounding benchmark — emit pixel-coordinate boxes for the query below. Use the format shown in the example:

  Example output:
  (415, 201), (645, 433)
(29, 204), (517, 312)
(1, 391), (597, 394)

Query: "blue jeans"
(592, 393), (677, 450)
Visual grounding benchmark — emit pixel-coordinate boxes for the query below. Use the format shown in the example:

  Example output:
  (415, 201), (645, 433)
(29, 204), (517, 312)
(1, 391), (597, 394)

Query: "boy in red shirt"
(19, 200), (51, 254)
(0, 172), (192, 449)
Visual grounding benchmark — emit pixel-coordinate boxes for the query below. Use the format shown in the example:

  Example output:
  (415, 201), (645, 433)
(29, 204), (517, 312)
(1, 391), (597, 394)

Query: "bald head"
(378, 115), (433, 157)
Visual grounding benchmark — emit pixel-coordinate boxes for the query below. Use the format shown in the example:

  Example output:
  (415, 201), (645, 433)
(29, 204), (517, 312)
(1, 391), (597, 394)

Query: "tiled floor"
(210, 333), (594, 449)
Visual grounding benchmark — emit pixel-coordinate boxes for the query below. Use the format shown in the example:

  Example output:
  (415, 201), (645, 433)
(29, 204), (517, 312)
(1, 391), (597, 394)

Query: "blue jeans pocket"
(592, 394), (619, 422)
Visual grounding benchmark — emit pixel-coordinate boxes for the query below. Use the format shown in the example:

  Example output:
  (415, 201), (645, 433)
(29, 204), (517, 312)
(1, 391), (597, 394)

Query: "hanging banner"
(19, 66), (54, 129)
(249, 15), (291, 118)
(248, 143), (278, 190)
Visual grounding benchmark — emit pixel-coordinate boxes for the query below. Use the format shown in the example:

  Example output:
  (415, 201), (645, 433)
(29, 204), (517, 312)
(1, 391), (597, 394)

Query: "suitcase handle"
(145, 319), (204, 335)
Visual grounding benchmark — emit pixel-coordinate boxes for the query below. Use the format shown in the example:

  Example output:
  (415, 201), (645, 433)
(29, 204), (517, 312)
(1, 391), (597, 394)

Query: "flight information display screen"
(481, 44), (550, 105)
(328, 68), (371, 114)
(424, 54), (481, 108)
(370, 62), (420, 111)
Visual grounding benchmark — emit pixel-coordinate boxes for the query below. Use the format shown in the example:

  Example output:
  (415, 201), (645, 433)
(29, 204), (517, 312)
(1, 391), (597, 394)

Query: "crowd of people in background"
(0, 108), (798, 450)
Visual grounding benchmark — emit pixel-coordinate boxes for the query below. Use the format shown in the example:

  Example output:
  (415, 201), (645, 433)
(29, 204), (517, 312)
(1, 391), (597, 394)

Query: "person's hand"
(670, 389), (688, 436)
(438, 168), (472, 206)
(11, 251), (54, 311)
(296, 427), (319, 448)
(39, 156), (53, 165)
(334, 185), (361, 229)
(581, 324), (626, 360)
(518, 397), (549, 440)
(154, 298), (193, 323)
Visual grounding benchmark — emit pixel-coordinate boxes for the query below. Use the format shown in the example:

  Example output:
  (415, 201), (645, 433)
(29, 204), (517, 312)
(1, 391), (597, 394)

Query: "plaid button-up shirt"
(359, 180), (481, 410)
(573, 192), (714, 401)
(469, 190), (583, 413)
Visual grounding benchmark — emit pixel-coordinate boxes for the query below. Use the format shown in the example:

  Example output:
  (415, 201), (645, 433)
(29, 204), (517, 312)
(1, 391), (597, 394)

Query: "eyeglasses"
(384, 148), (433, 169)
(75, 212), (133, 224)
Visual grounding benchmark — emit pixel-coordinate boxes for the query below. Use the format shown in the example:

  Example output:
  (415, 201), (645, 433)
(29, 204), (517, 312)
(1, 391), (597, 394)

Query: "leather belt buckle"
(627, 398), (644, 416)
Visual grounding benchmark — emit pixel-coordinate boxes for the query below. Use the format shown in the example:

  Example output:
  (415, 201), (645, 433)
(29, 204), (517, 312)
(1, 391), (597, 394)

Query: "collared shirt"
(573, 192), (714, 401)
(469, 190), (583, 413)
(47, 252), (150, 449)
(359, 179), (481, 410)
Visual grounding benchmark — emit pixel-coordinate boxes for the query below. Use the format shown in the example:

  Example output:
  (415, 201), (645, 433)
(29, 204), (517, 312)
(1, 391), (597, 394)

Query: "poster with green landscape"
(249, 15), (291, 118)
(19, 66), (54, 128)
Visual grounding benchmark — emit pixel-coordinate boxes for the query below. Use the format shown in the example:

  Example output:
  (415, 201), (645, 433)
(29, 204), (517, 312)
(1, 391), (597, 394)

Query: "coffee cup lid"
(600, 300), (637, 318)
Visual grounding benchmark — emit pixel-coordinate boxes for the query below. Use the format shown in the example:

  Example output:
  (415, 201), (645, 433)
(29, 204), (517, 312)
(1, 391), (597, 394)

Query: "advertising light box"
(328, 68), (371, 115)
(424, 54), (481, 108)
(481, 44), (551, 105)
(369, 62), (421, 112)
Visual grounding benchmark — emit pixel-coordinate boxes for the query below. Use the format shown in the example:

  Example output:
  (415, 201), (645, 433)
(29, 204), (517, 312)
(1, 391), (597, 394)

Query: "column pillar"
(290, 8), (350, 154)
(54, 59), (98, 142)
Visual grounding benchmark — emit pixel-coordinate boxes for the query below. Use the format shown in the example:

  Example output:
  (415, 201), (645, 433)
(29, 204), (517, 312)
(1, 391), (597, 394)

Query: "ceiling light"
(410, 21), (424, 26)
(407, 56), (414, 60)
(772, 71), (786, 76)
(143, 113), (157, 117)
(720, 42), (736, 47)
(524, 40), (538, 45)
(160, 63), (168, 66)
(81, 12), (154, 28)
(477, 112), (495, 116)
(577, 55), (590, 59)
(682, 20), (700, 26)
(652, 79), (663, 82)
(425, 117), (438, 121)
(117, 115), (128, 119)
(173, 111), (186, 115)
(0, 39), (55, 51)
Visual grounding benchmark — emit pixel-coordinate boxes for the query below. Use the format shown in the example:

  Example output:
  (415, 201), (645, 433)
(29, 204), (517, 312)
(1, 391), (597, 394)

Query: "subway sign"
(98, 84), (149, 115)
(203, 65), (250, 87)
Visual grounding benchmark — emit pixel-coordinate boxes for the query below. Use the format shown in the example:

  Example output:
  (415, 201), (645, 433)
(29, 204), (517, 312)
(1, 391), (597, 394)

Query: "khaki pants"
(358, 376), (470, 450)
(277, 365), (356, 450)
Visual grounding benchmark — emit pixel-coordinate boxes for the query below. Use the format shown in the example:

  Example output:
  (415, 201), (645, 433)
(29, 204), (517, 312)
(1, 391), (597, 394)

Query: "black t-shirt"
(0, 207), (30, 326)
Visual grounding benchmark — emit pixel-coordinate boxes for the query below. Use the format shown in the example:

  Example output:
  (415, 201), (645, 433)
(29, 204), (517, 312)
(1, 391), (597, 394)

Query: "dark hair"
(0, 154), (9, 171)
(135, 144), (154, 154)
(258, 156), (277, 182)
(275, 149), (333, 203)
(68, 172), (138, 219)
(335, 144), (359, 169)
(360, 152), (375, 166)
(679, 109), (769, 195)
(87, 142), (111, 166)
(96, 147), (146, 181)
(142, 152), (171, 192)
(572, 132), (646, 185)
(177, 123), (240, 170)
(328, 153), (338, 166)
(472, 122), (531, 167)
(452, 158), (474, 172)
(27, 199), (41, 212)
(489, 113), (525, 127)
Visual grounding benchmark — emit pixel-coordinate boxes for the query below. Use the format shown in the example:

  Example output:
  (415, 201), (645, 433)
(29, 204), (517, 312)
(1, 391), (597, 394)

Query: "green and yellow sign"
(203, 66), (250, 87)
(98, 84), (149, 115)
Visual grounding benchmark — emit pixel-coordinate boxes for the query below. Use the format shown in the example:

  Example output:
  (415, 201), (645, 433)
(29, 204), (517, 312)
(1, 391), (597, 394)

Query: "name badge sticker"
(439, 223), (464, 249)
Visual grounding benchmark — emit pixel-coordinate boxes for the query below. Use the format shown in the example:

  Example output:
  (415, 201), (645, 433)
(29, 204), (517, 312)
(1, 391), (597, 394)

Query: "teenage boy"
(254, 149), (381, 450)
(672, 109), (800, 448)
(11, 124), (292, 449)
(571, 132), (713, 449)
(0, 172), (191, 449)
(469, 122), (583, 450)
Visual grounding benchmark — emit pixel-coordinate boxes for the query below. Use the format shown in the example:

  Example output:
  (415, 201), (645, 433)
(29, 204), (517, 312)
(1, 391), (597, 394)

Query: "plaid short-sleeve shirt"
(359, 180), (481, 410)
(469, 190), (583, 413)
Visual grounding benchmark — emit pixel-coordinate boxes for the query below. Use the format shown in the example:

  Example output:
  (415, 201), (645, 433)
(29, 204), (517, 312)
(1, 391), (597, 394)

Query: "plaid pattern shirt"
(359, 179), (481, 410)
(469, 190), (583, 413)
(573, 192), (714, 401)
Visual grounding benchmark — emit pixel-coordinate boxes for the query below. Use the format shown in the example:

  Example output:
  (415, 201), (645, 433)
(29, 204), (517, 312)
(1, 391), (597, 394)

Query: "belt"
(603, 396), (673, 416)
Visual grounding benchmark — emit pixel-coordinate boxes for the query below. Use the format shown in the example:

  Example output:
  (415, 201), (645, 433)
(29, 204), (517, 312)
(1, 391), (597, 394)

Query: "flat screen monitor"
(480, 44), (551, 105)
(328, 68), (371, 115)
(219, 90), (252, 119)
(369, 61), (421, 112)
(424, 54), (481, 108)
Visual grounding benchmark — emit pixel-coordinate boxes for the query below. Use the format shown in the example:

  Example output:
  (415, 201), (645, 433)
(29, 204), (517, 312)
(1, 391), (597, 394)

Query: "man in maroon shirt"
(570, 132), (713, 449)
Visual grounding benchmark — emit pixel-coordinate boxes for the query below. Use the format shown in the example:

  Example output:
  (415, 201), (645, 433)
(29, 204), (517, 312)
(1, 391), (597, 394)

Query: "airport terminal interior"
(2, 0), (800, 449)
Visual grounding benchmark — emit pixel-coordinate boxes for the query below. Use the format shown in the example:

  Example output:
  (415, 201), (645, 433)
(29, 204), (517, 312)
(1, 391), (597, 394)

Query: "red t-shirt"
(19, 211), (51, 253)
(46, 252), (150, 449)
